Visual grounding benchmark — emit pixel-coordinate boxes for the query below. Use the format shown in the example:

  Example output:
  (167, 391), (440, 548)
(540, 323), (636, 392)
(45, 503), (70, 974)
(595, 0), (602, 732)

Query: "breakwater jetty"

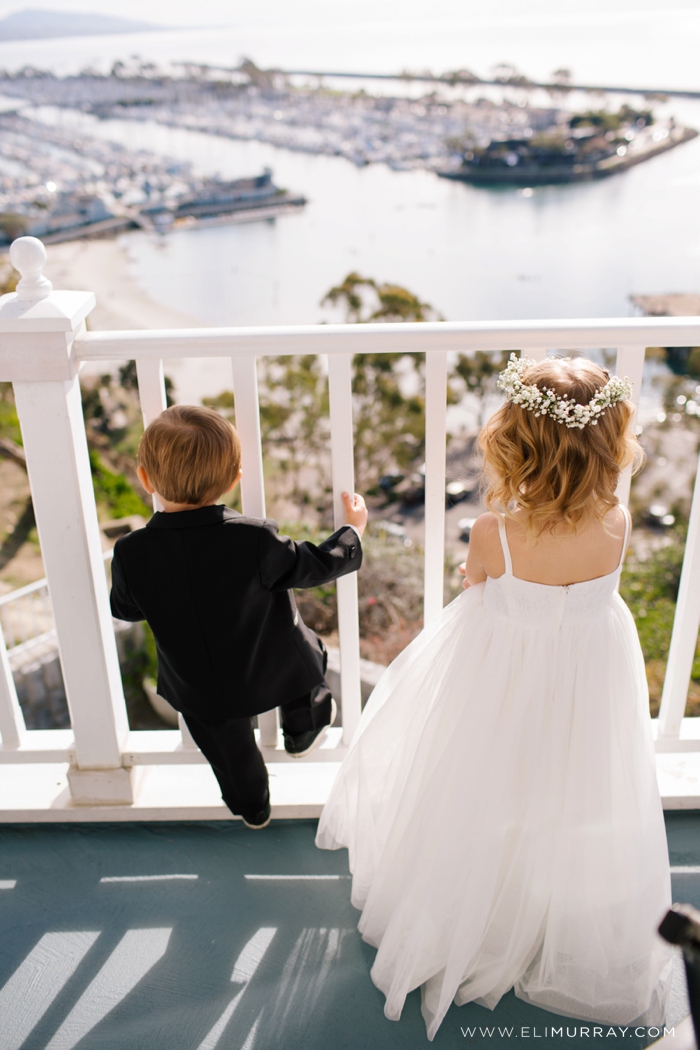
(280, 68), (700, 102)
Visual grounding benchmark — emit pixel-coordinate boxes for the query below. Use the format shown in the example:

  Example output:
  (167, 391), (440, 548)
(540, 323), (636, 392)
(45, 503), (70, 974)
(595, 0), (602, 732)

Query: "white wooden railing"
(2, 236), (700, 817)
(0, 550), (113, 659)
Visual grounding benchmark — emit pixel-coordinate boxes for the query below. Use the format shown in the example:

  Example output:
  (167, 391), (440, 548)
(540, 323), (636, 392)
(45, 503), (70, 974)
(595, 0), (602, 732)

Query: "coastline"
(41, 237), (207, 332)
(40, 238), (239, 402)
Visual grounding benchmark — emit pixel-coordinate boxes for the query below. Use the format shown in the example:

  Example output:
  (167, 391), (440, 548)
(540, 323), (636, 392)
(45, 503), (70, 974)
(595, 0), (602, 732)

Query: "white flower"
(496, 354), (632, 429)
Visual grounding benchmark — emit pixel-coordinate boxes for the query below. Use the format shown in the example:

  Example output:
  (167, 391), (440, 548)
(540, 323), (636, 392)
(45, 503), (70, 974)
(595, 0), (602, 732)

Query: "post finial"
(9, 237), (53, 302)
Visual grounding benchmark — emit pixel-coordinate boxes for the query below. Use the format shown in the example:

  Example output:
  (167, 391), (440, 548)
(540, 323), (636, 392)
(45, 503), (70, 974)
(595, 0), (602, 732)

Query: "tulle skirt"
(316, 583), (673, 1040)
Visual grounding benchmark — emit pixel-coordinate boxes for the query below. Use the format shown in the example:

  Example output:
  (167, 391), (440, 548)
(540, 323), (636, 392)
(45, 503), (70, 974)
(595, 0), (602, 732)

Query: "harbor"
(0, 60), (698, 251)
(0, 103), (306, 247)
(439, 114), (697, 186)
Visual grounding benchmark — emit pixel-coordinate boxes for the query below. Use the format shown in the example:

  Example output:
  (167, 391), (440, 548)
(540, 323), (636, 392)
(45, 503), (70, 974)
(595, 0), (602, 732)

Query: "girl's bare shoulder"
(470, 512), (501, 542)
(469, 513), (505, 562)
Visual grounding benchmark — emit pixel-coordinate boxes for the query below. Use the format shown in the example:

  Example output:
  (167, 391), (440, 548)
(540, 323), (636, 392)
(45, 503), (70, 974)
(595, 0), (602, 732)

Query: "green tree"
(0, 260), (18, 296)
(206, 275), (446, 514)
(321, 271), (440, 324)
(0, 213), (27, 245)
(321, 272), (446, 489)
(89, 450), (150, 519)
(205, 355), (331, 513)
(453, 351), (512, 428)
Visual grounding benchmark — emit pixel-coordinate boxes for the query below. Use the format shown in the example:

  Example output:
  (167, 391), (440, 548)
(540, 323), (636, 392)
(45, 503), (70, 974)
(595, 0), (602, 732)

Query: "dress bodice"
(482, 512), (629, 629)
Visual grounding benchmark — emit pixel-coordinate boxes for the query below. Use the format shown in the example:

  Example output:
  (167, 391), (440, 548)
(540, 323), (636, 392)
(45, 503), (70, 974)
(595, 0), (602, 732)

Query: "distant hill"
(0, 8), (162, 41)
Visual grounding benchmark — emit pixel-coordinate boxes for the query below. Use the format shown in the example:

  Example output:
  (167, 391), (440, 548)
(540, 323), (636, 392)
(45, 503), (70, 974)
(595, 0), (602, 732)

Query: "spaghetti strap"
(618, 505), (632, 570)
(497, 515), (514, 576)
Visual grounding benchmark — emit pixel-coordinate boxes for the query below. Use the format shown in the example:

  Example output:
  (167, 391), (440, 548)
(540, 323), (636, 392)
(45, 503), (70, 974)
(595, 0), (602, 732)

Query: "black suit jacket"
(109, 505), (362, 721)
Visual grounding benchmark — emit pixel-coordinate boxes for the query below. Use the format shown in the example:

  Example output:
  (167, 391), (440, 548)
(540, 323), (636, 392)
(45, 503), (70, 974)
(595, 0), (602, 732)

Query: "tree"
(0, 260), (18, 296)
(203, 275), (446, 518)
(322, 273), (445, 489)
(0, 213), (28, 246)
(204, 355), (331, 516)
(453, 351), (512, 428)
(321, 272), (440, 324)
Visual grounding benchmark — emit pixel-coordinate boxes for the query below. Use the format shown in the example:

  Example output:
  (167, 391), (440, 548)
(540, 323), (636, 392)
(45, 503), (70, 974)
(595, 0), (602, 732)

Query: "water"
(39, 106), (700, 327)
(5, 4), (700, 403)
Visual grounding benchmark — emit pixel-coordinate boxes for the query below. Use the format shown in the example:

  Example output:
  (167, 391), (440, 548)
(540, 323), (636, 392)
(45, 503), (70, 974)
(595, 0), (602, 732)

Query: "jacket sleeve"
(109, 541), (144, 622)
(258, 521), (362, 592)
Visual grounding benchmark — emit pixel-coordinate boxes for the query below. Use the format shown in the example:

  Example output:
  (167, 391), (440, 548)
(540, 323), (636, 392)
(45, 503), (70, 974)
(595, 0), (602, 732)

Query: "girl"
(316, 355), (673, 1040)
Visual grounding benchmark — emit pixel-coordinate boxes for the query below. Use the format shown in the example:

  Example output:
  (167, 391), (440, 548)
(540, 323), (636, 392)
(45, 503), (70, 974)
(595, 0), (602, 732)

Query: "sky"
(1, 0), (700, 30)
(2, 1), (700, 88)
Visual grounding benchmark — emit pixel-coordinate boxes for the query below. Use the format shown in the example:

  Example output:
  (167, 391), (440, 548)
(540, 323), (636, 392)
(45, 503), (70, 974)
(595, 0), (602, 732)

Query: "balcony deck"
(0, 815), (695, 1050)
(2, 240), (700, 1048)
(4, 238), (700, 816)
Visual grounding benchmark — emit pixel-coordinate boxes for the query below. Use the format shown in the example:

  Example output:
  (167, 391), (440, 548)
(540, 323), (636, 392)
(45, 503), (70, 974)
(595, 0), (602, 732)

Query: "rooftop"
(0, 815), (695, 1050)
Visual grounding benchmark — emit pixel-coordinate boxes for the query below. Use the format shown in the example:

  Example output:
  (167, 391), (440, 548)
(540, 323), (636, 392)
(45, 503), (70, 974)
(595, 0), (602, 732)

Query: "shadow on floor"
(0, 815), (694, 1050)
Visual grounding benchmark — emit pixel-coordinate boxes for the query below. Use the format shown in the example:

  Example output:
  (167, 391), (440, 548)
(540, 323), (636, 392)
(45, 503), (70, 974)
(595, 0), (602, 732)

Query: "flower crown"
(497, 354), (632, 430)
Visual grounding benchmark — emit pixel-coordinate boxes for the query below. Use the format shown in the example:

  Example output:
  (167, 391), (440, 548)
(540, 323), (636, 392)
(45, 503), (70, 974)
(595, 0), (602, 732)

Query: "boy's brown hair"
(138, 405), (242, 506)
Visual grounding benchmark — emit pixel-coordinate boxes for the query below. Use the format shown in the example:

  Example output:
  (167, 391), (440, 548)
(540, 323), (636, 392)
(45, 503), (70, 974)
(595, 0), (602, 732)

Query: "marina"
(440, 120), (697, 186)
(1, 9), (700, 1042)
(1, 61), (698, 256)
(0, 106), (306, 246)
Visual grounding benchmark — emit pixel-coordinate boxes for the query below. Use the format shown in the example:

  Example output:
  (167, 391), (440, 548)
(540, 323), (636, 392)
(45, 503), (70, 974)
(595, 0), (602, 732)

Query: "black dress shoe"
(283, 698), (337, 759)
(242, 802), (272, 829)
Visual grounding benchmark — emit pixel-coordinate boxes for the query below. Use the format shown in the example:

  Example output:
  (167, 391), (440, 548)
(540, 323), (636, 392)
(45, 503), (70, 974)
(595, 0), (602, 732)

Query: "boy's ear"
(137, 465), (155, 495)
(226, 469), (242, 494)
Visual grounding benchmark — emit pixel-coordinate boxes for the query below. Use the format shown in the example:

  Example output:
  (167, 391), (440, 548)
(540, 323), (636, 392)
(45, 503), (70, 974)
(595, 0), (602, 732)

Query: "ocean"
(2, 2), (700, 402)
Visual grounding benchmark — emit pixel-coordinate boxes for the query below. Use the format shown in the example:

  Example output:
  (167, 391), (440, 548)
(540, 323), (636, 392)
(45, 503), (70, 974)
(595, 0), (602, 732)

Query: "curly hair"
(480, 356), (644, 537)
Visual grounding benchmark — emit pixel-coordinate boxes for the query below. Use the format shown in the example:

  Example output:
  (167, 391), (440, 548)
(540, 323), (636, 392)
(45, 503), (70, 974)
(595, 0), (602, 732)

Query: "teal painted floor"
(0, 815), (696, 1050)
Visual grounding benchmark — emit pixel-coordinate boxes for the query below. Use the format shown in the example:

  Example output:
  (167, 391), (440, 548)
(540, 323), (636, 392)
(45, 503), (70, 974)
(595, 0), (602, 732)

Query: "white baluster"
(658, 443), (700, 741)
(136, 359), (167, 511)
(178, 712), (199, 749)
(230, 355), (278, 746)
(231, 356), (266, 517)
(614, 346), (645, 507)
(423, 350), (448, 625)
(0, 621), (25, 748)
(328, 353), (362, 744)
(3, 238), (131, 802)
(134, 360), (198, 747)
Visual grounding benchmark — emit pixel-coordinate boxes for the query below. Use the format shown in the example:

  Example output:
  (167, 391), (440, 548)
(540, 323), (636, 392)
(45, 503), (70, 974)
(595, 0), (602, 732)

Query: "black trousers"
(183, 679), (333, 822)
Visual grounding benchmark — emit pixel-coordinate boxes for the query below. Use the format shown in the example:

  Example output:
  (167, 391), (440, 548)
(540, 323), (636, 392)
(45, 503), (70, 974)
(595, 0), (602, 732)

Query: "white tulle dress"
(316, 512), (673, 1040)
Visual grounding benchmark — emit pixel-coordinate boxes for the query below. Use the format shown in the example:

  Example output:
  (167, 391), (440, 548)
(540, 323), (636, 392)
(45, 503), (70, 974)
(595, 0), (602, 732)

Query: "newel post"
(0, 237), (133, 803)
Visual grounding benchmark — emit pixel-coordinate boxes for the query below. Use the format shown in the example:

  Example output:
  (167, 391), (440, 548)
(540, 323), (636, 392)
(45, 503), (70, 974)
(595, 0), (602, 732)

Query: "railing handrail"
(3, 232), (700, 817)
(75, 315), (700, 360)
(0, 576), (48, 607)
(0, 548), (112, 610)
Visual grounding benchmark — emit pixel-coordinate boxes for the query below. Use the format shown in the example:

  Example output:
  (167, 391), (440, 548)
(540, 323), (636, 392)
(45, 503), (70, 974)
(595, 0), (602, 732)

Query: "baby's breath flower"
(497, 355), (632, 429)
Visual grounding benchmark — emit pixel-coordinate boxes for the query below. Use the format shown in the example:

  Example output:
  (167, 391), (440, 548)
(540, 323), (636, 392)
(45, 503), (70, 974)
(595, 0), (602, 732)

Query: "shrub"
(89, 449), (150, 519)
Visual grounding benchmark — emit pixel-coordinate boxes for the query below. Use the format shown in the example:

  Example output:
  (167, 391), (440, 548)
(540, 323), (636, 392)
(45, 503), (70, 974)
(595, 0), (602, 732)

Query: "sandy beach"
(42, 237), (205, 331)
(41, 237), (235, 402)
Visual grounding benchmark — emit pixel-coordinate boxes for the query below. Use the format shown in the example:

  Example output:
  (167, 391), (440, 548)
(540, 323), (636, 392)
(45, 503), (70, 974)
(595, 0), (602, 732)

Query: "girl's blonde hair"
(480, 356), (644, 536)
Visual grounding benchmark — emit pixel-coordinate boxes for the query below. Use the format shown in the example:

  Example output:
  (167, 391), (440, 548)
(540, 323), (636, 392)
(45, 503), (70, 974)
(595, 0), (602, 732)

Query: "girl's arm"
(459, 513), (498, 588)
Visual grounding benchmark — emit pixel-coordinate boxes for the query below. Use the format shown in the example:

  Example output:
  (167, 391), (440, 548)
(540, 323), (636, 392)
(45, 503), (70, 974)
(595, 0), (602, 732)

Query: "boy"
(110, 404), (367, 829)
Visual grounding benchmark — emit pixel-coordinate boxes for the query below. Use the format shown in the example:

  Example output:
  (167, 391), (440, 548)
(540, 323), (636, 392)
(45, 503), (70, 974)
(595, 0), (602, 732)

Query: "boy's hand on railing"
(342, 492), (368, 538)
